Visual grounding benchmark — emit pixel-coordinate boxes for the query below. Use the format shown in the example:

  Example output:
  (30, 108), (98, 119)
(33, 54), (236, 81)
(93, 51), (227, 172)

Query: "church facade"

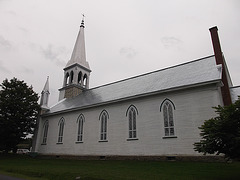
(33, 21), (240, 157)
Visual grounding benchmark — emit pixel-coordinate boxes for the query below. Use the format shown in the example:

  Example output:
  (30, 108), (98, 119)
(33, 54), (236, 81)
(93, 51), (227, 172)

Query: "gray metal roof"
(45, 55), (222, 115)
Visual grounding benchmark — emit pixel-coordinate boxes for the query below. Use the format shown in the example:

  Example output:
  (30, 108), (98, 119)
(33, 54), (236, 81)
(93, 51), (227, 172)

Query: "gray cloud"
(36, 44), (67, 67)
(41, 44), (58, 59)
(6, 10), (17, 16)
(18, 27), (29, 34)
(0, 61), (11, 74)
(0, 35), (12, 50)
(21, 67), (34, 74)
(119, 47), (137, 58)
(161, 37), (182, 49)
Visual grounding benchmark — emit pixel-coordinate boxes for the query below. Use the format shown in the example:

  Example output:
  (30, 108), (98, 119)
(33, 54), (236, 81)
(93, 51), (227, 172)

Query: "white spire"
(42, 76), (49, 93)
(40, 76), (50, 110)
(65, 19), (90, 70)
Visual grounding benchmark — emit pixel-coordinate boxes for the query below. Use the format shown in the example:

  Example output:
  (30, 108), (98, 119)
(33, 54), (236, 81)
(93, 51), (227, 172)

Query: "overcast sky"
(0, 0), (239, 106)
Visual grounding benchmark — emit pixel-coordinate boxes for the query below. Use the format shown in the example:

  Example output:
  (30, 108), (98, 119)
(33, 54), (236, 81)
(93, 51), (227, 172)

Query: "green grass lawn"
(0, 155), (239, 180)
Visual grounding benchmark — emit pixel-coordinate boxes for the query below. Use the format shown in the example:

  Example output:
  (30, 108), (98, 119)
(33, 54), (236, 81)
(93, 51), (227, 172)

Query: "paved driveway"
(0, 174), (26, 180)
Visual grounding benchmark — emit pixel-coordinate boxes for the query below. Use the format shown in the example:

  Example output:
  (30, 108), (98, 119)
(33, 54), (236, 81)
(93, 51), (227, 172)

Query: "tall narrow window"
(129, 108), (137, 138)
(126, 105), (138, 140)
(163, 101), (175, 136)
(42, 120), (49, 144)
(77, 114), (84, 142)
(100, 112), (107, 141)
(58, 118), (65, 143)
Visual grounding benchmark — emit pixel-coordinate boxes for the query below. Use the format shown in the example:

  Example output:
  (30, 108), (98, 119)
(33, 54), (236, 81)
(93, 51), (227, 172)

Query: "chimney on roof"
(209, 26), (232, 106)
(209, 26), (224, 65)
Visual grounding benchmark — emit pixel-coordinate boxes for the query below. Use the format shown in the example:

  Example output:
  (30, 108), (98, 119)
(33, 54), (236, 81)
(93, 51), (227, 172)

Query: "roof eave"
(64, 62), (91, 72)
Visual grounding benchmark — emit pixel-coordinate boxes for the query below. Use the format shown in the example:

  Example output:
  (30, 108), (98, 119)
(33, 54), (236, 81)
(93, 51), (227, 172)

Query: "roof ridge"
(87, 55), (215, 91)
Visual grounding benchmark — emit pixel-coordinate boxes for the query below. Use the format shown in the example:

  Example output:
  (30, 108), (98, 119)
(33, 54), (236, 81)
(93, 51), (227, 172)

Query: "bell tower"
(59, 18), (91, 101)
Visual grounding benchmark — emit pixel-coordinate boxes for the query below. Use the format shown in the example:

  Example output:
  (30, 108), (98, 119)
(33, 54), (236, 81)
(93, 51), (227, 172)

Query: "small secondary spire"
(40, 76), (50, 110)
(42, 76), (49, 93)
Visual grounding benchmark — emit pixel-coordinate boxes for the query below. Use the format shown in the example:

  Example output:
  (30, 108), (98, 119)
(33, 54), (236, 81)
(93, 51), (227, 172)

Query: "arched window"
(65, 72), (70, 86)
(70, 71), (74, 84)
(76, 114), (84, 142)
(42, 120), (49, 144)
(126, 105), (138, 139)
(161, 100), (175, 136)
(99, 110), (109, 141)
(78, 71), (82, 85)
(58, 118), (65, 143)
(83, 74), (87, 87)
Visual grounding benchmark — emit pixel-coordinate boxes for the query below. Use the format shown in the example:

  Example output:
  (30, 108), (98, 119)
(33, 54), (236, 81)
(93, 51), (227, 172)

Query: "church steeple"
(40, 76), (50, 110)
(65, 19), (90, 70)
(59, 17), (91, 101)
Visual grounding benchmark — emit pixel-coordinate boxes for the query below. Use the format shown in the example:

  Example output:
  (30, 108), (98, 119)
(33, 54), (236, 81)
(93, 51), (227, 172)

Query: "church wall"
(37, 84), (222, 156)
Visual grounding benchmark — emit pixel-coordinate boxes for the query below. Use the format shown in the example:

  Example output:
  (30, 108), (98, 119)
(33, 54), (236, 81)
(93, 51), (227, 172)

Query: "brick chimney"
(209, 26), (232, 106)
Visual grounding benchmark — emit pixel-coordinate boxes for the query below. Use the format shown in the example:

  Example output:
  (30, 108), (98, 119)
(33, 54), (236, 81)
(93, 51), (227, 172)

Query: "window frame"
(99, 110), (109, 142)
(57, 118), (65, 144)
(126, 105), (138, 141)
(76, 114), (84, 143)
(160, 99), (177, 139)
(41, 120), (49, 145)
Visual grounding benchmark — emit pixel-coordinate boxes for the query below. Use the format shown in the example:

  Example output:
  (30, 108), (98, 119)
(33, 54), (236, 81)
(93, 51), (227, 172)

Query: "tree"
(194, 97), (240, 159)
(0, 78), (40, 153)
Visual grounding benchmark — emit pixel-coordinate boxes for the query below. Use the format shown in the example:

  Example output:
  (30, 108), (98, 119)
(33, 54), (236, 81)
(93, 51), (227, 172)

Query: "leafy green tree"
(194, 97), (240, 159)
(0, 78), (40, 153)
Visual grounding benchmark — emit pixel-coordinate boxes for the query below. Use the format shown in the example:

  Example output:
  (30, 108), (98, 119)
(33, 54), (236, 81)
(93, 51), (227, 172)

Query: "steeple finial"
(80, 14), (85, 28)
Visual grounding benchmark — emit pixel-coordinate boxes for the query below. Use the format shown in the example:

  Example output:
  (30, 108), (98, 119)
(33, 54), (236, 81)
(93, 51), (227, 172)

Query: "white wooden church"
(32, 20), (240, 158)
